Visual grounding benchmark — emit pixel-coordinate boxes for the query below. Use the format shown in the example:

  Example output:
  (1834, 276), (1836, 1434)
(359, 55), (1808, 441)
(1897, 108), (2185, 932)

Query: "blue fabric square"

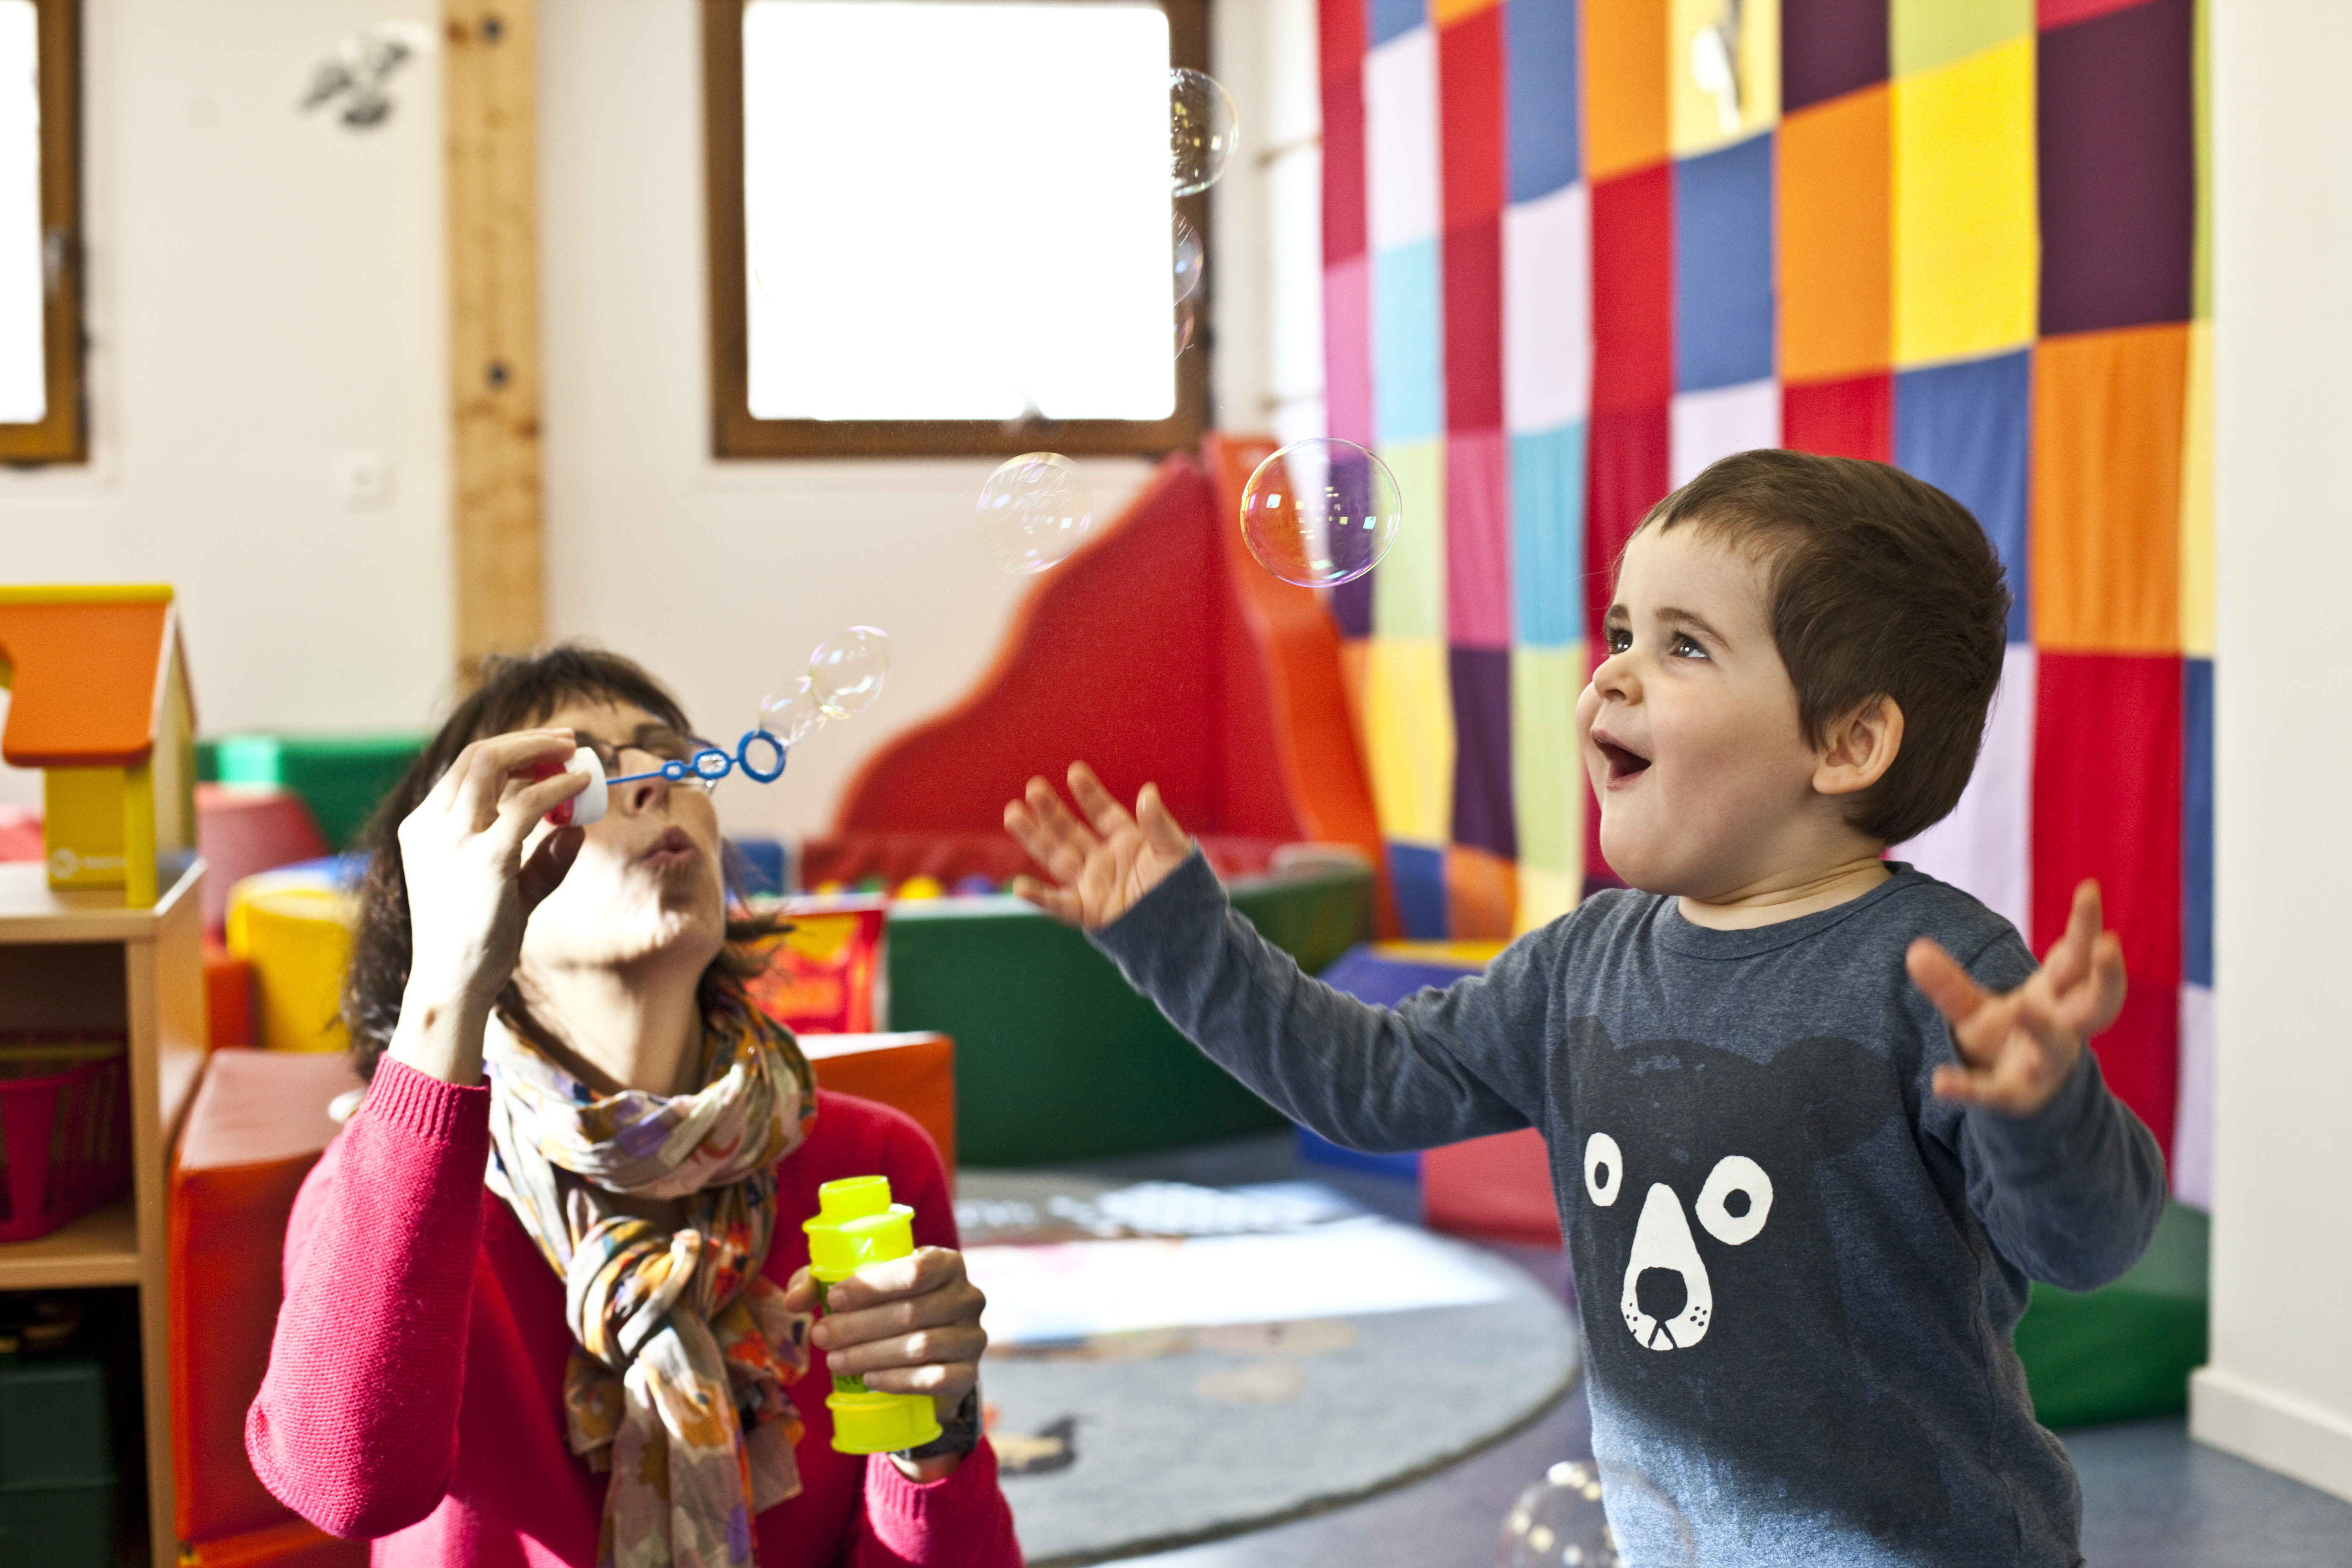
(1673, 133), (1775, 392)
(1374, 240), (1447, 444)
(1297, 1128), (1424, 1182)
(1370, 0), (1425, 48)
(1507, 0), (1581, 202)
(1386, 841), (1449, 938)
(2184, 656), (2213, 989)
(1893, 350), (2033, 642)
(1511, 423), (1587, 647)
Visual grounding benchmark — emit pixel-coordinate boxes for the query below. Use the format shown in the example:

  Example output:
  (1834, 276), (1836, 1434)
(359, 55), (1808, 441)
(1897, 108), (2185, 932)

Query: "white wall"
(2191, 0), (2352, 1503)
(0, 0), (454, 805)
(0, 0), (1186, 841)
(534, 0), (1158, 841)
(1210, 0), (1322, 449)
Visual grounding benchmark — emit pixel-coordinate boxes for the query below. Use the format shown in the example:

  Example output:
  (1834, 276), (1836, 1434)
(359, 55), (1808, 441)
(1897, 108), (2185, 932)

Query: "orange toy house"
(0, 585), (198, 908)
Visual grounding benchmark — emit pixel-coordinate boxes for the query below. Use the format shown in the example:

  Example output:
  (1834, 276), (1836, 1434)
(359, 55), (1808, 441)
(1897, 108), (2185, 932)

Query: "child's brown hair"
(1630, 449), (2012, 846)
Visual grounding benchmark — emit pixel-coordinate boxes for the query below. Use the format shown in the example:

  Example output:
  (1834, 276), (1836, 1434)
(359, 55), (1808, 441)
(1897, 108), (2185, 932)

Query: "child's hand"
(1906, 879), (2128, 1117)
(1002, 761), (1191, 930)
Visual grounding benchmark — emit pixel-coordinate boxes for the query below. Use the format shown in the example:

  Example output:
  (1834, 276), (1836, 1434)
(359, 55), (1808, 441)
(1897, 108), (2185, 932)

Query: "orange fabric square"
(1444, 842), (1519, 939)
(1779, 85), (1891, 382)
(2031, 325), (2190, 653)
(1585, 0), (1668, 180)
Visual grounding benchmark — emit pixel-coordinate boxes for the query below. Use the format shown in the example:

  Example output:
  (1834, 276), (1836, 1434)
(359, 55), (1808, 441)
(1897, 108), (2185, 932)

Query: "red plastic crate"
(0, 1038), (131, 1242)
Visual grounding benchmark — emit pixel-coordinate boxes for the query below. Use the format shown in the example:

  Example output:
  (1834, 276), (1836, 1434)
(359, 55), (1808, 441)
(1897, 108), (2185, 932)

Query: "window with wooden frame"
(704, 0), (1207, 459)
(0, 0), (79, 463)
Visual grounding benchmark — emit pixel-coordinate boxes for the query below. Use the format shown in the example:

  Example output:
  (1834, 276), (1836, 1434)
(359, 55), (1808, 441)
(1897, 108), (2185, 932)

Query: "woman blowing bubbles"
(246, 648), (1019, 1568)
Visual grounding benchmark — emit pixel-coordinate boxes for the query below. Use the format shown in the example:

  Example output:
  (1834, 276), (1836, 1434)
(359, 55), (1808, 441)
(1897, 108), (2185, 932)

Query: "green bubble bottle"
(803, 1175), (945, 1454)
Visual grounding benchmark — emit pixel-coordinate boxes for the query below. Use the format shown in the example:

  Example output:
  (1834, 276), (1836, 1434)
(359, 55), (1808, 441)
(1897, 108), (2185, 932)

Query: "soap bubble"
(1499, 1462), (1618, 1568)
(1170, 69), (1238, 196)
(756, 679), (826, 746)
(978, 452), (1093, 575)
(1172, 213), (1204, 303)
(1174, 295), (1198, 358)
(1238, 437), (1402, 587)
(807, 626), (891, 719)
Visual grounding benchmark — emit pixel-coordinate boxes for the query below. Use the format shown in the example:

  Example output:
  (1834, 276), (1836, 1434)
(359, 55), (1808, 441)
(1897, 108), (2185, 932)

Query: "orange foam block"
(802, 1032), (957, 1181)
(204, 942), (253, 1049)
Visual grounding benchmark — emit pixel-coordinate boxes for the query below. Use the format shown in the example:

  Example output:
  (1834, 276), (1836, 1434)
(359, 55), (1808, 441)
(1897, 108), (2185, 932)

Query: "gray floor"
(1038, 1132), (2352, 1568)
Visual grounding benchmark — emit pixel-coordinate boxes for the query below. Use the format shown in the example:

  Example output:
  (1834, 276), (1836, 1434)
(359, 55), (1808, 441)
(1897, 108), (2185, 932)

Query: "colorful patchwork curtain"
(1320, 0), (2212, 1202)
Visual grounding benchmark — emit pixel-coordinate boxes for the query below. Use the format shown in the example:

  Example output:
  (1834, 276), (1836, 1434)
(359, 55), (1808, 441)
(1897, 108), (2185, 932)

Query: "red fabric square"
(1585, 403), (1670, 643)
(1439, 5), (1507, 228)
(2034, 652), (2183, 1159)
(1591, 164), (1675, 413)
(1321, 67), (1367, 266)
(1442, 218), (1505, 431)
(2087, 979), (2179, 1169)
(2032, 651), (2183, 987)
(1783, 374), (1893, 462)
(1445, 428), (1513, 647)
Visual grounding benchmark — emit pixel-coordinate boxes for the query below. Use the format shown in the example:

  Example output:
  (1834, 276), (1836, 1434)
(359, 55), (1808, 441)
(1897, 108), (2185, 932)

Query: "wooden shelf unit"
(0, 857), (207, 1568)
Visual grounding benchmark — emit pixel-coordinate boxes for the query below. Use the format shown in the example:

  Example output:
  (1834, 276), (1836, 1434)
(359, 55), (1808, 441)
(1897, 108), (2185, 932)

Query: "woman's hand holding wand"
(388, 729), (589, 1087)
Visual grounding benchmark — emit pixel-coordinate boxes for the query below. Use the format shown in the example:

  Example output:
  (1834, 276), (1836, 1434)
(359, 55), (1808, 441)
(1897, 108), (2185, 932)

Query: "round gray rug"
(963, 1177), (1581, 1565)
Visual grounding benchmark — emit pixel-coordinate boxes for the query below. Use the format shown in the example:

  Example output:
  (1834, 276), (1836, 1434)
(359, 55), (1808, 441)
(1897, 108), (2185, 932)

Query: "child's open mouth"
(1596, 736), (1651, 784)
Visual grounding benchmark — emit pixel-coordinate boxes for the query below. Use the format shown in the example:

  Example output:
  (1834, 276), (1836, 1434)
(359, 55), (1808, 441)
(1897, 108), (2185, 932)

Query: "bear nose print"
(1635, 1266), (1688, 1323)
(1620, 1183), (1714, 1351)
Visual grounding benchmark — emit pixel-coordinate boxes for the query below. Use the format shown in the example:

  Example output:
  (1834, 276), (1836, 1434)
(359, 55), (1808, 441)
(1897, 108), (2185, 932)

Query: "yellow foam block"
(228, 880), (356, 1055)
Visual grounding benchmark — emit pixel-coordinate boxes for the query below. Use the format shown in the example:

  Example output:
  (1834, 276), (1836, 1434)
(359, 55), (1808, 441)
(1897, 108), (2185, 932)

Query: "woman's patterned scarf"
(483, 975), (818, 1568)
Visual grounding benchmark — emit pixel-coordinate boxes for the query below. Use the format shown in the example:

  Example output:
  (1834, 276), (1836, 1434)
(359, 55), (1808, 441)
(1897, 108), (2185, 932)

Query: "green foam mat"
(2014, 1199), (2209, 1430)
(886, 865), (1371, 1166)
(199, 732), (427, 850)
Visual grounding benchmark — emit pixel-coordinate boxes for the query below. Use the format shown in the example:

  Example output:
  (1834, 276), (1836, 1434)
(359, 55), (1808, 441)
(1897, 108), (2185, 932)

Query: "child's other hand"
(1907, 879), (2128, 1117)
(1002, 761), (1191, 930)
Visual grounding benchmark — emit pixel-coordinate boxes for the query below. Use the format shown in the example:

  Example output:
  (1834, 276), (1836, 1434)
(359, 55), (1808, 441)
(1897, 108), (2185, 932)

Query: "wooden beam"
(445, 0), (544, 668)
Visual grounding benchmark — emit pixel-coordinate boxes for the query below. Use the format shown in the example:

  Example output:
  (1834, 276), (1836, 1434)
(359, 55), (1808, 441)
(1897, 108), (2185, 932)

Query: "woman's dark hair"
(342, 643), (775, 1081)
(1627, 449), (2012, 847)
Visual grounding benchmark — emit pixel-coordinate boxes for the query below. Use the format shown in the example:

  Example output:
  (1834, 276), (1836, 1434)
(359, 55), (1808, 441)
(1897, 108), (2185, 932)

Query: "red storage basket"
(0, 1037), (131, 1243)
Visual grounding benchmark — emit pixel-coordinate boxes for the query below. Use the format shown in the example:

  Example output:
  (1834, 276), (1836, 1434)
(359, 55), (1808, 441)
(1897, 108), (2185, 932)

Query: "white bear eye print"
(1583, 1132), (1624, 1207)
(1695, 1154), (1773, 1245)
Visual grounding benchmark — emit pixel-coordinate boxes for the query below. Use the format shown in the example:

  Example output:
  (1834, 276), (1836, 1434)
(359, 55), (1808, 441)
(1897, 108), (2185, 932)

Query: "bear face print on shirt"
(1556, 1020), (1954, 1550)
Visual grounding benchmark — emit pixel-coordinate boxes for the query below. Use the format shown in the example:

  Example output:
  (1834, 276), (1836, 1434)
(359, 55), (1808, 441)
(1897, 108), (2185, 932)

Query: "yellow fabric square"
(1373, 440), (1447, 640)
(1514, 864), (1578, 937)
(1891, 0), (2030, 77)
(2180, 321), (2213, 658)
(1362, 636), (1456, 845)
(1511, 643), (1584, 880)
(1432, 0), (1496, 26)
(1670, 0), (1779, 156)
(1892, 38), (2037, 368)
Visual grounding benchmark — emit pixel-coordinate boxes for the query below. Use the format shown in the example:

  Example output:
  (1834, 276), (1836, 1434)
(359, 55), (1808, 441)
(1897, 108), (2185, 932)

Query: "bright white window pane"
(743, 1), (1173, 423)
(0, 0), (42, 424)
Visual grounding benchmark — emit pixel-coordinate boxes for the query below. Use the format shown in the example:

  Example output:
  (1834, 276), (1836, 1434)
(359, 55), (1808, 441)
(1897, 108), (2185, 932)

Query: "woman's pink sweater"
(248, 1059), (1023, 1567)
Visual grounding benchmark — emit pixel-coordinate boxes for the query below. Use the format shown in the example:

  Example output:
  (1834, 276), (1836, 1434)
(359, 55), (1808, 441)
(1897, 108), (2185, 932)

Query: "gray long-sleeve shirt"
(1091, 852), (2166, 1567)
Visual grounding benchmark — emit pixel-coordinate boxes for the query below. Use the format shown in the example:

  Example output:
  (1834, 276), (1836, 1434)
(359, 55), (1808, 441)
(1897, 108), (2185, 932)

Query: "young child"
(1003, 449), (2164, 1566)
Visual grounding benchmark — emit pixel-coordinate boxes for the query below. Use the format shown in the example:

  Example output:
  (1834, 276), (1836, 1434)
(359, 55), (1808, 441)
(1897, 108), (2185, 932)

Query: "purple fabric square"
(2038, 0), (2195, 334)
(1782, 0), (1888, 113)
(1448, 645), (1516, 857)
